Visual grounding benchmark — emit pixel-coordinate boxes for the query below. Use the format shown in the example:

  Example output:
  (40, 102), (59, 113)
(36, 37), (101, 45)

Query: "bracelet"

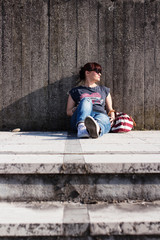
(108, 109), (115, 116)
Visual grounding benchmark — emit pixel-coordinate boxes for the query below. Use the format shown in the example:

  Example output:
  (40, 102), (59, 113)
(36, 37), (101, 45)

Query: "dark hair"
(79, 62), (102, 80)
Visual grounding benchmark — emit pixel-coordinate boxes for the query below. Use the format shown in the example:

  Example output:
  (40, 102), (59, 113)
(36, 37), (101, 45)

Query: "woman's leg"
(92, 112), (111, 136)
(84, 111), (111, 138)
(71, 97), (93, 131)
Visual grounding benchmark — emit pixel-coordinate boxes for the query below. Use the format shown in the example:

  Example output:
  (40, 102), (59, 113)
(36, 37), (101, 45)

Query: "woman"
(66, 62), (115, 138)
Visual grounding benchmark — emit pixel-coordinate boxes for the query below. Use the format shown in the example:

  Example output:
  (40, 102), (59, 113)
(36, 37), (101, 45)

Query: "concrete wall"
(0, 0), (160, 131)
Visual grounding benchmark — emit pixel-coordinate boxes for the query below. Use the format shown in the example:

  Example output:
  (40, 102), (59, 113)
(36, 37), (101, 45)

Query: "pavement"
(0, 130), (160, 237)
(1, 201), (160, 236)
(0, 130), (160, 174)
(0, 130), (160, 154)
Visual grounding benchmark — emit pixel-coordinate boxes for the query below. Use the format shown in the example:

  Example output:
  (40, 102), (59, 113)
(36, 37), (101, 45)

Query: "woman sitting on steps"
(66, 62), (115, 138)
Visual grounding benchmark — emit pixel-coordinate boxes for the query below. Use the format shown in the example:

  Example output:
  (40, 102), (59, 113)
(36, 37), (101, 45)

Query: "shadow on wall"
(0, 75), (79, 131)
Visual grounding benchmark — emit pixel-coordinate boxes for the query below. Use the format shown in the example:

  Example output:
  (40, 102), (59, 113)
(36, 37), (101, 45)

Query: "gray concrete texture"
(1, 238), (160, 240)
(1, 130), (160, 238)
(0, 131), (160, 203)
(0, 201), (160, 237)
(0, 0), (160, 131)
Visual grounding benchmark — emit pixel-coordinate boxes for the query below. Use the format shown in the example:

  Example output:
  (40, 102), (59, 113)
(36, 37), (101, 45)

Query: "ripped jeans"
(71, 98), (111, 137)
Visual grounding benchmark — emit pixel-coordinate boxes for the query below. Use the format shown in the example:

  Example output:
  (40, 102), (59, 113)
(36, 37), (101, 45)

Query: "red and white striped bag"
(109, 111), (136, 133)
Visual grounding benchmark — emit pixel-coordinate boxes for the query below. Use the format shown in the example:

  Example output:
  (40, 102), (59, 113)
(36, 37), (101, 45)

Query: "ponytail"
(79, 67), (86, 80)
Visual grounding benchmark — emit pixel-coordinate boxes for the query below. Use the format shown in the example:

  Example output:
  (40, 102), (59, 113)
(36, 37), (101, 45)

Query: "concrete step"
(0, 131), (160, 155)
(0, 131), (160, 202)
(0, 153), (160, 203)
(0, 201), (160, 238)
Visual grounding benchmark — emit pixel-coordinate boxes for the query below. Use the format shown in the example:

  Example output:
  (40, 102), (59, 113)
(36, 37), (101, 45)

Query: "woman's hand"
(109, 115), (115, 127)
(109, 110), (115, 127)
(105, 93), (115, 127)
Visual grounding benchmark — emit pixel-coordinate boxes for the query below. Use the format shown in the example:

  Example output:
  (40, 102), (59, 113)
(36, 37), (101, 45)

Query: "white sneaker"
(84, 116), (100, 138)
(77, 123), (90, 138)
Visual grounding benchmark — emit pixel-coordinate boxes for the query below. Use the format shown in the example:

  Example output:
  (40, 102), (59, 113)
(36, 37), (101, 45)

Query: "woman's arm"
(105, 93), (115, 126)
(66, 94), (76, 116)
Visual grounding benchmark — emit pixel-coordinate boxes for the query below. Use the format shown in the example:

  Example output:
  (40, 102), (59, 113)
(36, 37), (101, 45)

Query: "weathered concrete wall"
(0, 0), (160, 130)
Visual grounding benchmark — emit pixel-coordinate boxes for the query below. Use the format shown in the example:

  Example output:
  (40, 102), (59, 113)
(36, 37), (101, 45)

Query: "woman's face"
(86, 69), (101, 82)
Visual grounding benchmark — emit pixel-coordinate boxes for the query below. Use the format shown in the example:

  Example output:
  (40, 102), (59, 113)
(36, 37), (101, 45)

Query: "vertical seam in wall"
(47, 0), (50, 124)
(88, 0), (90, 60)
(122, 1), (125, 111)
(1, 0), (4, 112)
(76, 0), (78, 69)
(143, 0), (146, 129)
(132, 1), (135, 118)
(112, 0), (118, 104)
(143, 0), (145, 129)
(154, 1), (157, 129)
(11, 2), (13, 99)
(57, 3), (60, 80)
(21, 4), (23, 98)
(133, 1), (136, 118)
(48, 0), (50, 86)
(29, 0), (31, 93)
(112, 2), (115, 102)
(104, 4), (106, 86)
(30, 0), (33, 91)
(97, 2), (100, 62)
(1, 0), (5, 129)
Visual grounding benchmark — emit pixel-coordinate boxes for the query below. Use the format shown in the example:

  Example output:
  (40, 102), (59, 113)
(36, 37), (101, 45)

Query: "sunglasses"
(92, 68), (102, 74)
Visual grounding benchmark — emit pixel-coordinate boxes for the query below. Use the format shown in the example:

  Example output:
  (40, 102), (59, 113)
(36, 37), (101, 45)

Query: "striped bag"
(109, 111), (136, 133)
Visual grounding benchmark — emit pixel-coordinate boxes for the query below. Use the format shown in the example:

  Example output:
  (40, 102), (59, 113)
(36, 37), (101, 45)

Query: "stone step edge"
(0, 154), (160, 174)
(0, 201), (160, 237)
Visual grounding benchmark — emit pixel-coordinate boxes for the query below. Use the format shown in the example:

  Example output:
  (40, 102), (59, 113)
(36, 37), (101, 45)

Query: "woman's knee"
(80, 97), (92, 104)
(95, 113), (109, 124)
(78, 97), (93, 110)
